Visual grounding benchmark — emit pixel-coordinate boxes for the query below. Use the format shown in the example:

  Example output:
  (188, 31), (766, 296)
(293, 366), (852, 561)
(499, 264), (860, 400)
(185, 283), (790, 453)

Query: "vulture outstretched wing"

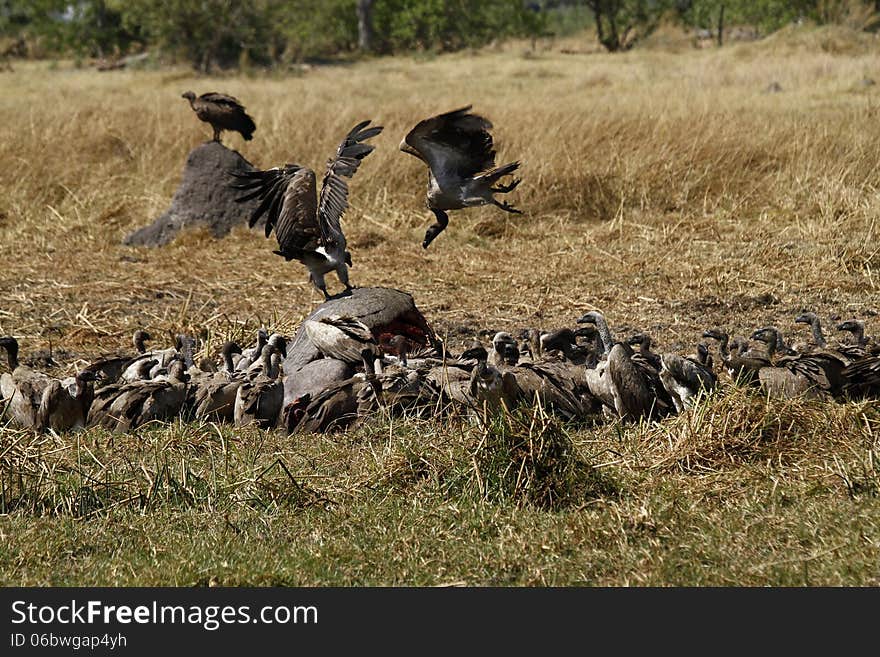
(318, 120), (384, 249)
(401, 106), (496, 180)
(230, 120), (382, 261)
(230, 165), (322, 260)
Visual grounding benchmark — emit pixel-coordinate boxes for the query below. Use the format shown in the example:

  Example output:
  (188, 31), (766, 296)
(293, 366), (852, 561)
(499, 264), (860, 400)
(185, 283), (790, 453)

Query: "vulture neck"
(223, 350), (237, 374)
(807, 317), (826, 348)
(3, 340), (19, 370)
(592, 317), (614, 356)
(850, 323), (867, 346)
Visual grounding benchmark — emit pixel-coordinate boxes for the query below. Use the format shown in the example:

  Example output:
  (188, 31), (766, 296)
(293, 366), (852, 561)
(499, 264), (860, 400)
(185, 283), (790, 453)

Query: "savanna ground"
(0, 24), (879, 586)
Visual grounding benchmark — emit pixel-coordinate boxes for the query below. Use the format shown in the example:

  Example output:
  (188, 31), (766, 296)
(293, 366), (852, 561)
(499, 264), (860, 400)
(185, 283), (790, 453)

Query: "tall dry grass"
(1, 24), (879, 368)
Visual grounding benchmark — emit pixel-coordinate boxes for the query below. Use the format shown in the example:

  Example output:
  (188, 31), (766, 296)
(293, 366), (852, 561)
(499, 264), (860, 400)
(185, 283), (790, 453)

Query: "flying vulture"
(399, 105), (522, 249)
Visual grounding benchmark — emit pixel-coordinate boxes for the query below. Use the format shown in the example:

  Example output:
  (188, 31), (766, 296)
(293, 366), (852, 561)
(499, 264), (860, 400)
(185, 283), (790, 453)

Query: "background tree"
(357, 0), (375, 51)
(119, 0), (286, 72)
(584, 0), (671, 52)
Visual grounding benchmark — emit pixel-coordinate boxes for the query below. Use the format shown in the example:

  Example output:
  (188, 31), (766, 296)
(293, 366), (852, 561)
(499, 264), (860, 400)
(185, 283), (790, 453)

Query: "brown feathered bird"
(181, 91), (256, 143)
(400, 105), (522, 249)
(230, 120), (383, 299)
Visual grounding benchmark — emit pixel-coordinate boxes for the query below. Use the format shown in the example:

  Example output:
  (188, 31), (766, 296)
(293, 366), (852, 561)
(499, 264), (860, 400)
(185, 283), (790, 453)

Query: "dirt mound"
(123, 141), (261, 247)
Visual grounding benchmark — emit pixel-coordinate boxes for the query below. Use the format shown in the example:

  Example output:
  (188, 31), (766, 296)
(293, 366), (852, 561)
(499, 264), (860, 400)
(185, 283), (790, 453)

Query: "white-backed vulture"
(181, 91), (255, 142)
(36, 371), (96, 432)
(702, 328), (770, 385)
(0, 336), (53, 428)
(659, 344), (717, 413)
(190, 342), (245, 423)
(231, 120), (383, 299)
(399, 105), (522, 249)
(303, 316), (381, 369)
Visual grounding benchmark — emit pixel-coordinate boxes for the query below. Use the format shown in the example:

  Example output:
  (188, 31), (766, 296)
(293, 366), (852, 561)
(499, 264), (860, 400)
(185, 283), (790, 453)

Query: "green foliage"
(118, 0), (287, 71)
(277, 0), (360, 61)
(0, 0), (71, 53)
(677, 0), (878, 34)
(585, 0), (676, 51)
(371, 0), (545, 53)
(4, 0), (880, 64)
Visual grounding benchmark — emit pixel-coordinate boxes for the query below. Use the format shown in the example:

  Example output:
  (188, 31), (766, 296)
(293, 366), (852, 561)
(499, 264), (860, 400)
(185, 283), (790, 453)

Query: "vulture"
(244, 335), (287, 380)
(189, 342), (245, 423)
(539, 327), (597, 366)
(36, 371), (96, 432)
(750, 326), (845, 399)
(284, 350), (381, 433)
(491, 332), (519, 367)
(117, 333), (195, 382)
(795, 312), (864, 364)
(285, 375), (369, 434)
(84, 329), (151, 385)
(460, 344), (518, 420)
(0, 336), (53, 428)
(355, 339), (442, 420)
(87, 359), (158, 428)
(841, 354), (880, 400)
(181, 91), (256, 142)
(658, 344), (717, 413)
(303, 316), (381, 369)
(234, 343), (286, 429)
(399, 105), (522, 249)
(576, 312), (617, 414)
(836, 319), (880, 359)
(577, 313), (669, 422)
(235, 327), (269, 371)
(231, 120), (383, 299)
(91, 359), (190, 432)
(702, 328), (770, 385)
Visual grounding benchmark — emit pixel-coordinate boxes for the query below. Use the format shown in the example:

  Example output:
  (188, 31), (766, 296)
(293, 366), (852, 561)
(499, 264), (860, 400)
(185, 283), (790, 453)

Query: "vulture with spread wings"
(400, 105), (522, 249)
(230, 120), (383, 299)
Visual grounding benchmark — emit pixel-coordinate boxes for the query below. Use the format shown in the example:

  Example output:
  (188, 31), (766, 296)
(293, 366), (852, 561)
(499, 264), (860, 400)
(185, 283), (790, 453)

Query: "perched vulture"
(181, 91), (256, 142)
(399, 105), (522, 248)
(230, 120), (383, 299)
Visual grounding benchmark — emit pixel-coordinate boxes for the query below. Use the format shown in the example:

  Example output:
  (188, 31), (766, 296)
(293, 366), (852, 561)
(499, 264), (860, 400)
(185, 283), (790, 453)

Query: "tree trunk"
(589, 1), (622, 52)
(717, 3), (725, 47)
(357, 0), (375, 52)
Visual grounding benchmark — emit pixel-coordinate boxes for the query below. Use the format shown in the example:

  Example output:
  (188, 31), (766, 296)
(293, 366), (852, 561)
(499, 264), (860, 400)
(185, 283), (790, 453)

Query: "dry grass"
(1, 25), (879, 585)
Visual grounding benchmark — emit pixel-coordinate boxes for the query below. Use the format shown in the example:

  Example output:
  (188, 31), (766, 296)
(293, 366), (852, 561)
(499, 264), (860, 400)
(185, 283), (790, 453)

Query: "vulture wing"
(230, 165), (321, 261)
(198, 92), (255, 139)
(401, 105), (496, 180)
(199, 92), (244, 107)
(317, 120), (384, 251)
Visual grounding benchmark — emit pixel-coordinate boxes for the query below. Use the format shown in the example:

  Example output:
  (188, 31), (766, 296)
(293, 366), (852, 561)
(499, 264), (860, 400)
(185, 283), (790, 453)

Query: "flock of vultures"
(1, 92), (880, 436)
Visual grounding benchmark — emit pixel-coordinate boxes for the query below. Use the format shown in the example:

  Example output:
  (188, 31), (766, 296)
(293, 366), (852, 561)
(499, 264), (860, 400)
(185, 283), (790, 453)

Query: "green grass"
(1, 390), (878, 586)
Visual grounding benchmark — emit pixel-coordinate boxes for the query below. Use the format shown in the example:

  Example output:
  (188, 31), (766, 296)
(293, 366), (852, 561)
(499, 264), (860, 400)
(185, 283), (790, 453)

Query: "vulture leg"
(336, 264), (353, 293)
(422, 209), (449, 250)
(212, 125), (221, 142)
(309, 271), (331, 300)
